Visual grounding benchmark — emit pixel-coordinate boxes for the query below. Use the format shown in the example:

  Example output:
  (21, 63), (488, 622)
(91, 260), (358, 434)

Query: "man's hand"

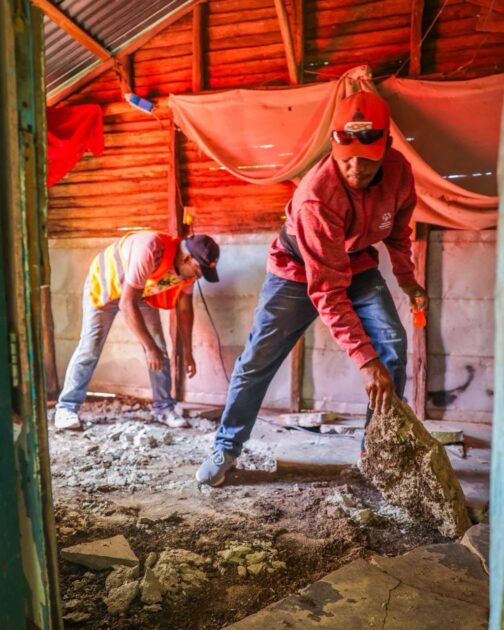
(360, 358), (395, 414)
(401, 283), (428, 312)
(185, 353), (197, 378)
(144, 344), (164, 372)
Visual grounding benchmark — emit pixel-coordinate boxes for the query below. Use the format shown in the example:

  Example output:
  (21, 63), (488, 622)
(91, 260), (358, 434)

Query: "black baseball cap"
(185, 234), (220, 283)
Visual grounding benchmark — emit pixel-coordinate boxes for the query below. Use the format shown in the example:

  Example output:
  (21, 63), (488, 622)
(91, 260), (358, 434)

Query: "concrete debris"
(279, 411), (339, 428)
(360, 398), (471, 538)
(430, 430), (464, 445)
(152, 548), (209, 595)
(140, 567), (163, 604)
(320, 425), (361, 435)
(105, 564), (140, 591)
(62, 599), (82, 610)
(62, 611), (91, 624)
(143, 604), (163, 612)
(145, 552), (158, 568)
(104, 580), (139, 615)
(61, 535), (139, 570)
(217, 540), (285, 578)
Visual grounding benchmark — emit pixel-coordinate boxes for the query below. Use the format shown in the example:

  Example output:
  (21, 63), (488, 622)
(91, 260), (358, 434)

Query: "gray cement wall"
(49, 229), (495, 423)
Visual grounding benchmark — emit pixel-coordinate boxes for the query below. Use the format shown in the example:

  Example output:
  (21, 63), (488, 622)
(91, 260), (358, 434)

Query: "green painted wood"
(0, 0), (61, 627)
(490, 107), (504, 629)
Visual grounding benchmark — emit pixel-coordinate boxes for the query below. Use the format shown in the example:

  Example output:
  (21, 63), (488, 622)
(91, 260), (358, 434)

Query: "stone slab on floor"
(461, 523), (490, 574)
(225, 543), (488, 629)
(275, 432), (360, 474)
(61, 534), (139, 570)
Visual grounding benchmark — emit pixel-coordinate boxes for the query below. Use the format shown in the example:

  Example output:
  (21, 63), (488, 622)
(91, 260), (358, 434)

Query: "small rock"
(143, 603), (162, 612)
(247, 562), (266, 576)
(163, 432), (173, 445)
(104, 581), (139, 615)
(270, 560), (287, 571)
(62, 599), (81, 610)
(62, 611), (91, 624)
(105, 564), (140, 591)
(145, 552), (158, 568)
(355, 509), (373, 525)
(140, 568), (163, 604)
(59, 527), (76, 536)
(138, 516), (155, 526)
(245, 551), (268, 565)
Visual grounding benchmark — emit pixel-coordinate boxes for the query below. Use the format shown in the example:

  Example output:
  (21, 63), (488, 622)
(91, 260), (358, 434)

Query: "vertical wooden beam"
(192, 3), (205, 92)
(115, 54), (133, 97)
(167, 119), (185, 401)
(290, 336), (305, 412)
(274, 0), (300, 85)
(41, 286), (59, 399)
(409, 0), (425, 75)
(292, 0), (304, 83)
(412, 222), (429, 422)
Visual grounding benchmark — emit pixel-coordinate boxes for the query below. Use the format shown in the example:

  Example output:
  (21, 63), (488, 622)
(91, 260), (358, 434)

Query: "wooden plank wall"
(48, 0), (504, 238)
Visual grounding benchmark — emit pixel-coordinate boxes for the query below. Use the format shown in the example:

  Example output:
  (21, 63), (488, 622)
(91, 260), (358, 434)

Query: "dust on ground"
(48, 395), (447, 629)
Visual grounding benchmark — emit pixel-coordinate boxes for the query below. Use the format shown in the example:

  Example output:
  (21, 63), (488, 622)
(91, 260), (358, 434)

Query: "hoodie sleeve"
(383, 165), (417, 287)
(295, 201), (379, 368)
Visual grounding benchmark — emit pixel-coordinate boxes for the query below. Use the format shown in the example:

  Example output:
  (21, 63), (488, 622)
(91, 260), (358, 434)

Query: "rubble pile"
(217, 540), (286, 578)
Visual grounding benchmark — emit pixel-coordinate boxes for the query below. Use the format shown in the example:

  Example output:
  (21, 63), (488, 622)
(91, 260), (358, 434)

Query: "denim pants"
(57, 281), (176, 413)
(215, 269), (407, 457)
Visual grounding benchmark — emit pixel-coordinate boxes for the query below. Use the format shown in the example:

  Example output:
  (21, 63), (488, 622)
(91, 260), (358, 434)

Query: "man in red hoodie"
(197, 90), (428, 486)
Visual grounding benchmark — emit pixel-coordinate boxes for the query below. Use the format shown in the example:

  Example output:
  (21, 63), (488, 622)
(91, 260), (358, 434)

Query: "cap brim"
(201, 266), (219, 283)
(331, 137), (387, 162)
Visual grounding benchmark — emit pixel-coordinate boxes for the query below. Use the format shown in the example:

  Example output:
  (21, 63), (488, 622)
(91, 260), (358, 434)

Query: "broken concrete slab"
(279, 411), (340, 428)
(275, 433), (359, 474)
(105, 564), (139, 591)
(461, 523), (489, 574)
(225, 543), (488, 629)
(369, 543), (488, 607)
(61, 535), (139, 570)
(360, 397), (471, 538)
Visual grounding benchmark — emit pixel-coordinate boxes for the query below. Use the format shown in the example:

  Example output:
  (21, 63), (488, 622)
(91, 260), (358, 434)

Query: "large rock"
(61, 535), (139, 570)
(360, 398), (471, 538)
(103, 581), (139, 615)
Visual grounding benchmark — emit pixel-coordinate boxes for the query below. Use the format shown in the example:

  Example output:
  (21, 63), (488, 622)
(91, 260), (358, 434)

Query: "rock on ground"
(152, 548), (208, 595)
(61, 535), (139, 570)
(360, 397), (471, 538)
(104, 580), (139, 615)
(140, 567), (163, 604)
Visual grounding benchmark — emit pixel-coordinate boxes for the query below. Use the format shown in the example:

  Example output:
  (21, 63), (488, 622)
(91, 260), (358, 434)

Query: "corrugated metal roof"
(44, 0), (192, 95)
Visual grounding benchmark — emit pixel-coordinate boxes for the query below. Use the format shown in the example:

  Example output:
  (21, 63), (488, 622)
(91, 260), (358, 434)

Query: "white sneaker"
(154, 409), (189, 429)
(54, 408), (81, 430)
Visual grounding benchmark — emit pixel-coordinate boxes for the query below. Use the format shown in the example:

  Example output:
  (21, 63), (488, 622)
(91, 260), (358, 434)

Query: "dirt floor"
(48, 395), (447, 629)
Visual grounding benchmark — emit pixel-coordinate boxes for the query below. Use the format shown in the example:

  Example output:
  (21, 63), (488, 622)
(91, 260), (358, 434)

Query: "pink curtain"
(169, 66), (502, 229)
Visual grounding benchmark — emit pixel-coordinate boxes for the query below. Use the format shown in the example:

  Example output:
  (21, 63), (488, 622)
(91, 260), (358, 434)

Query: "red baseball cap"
(331, 91), (390, 162)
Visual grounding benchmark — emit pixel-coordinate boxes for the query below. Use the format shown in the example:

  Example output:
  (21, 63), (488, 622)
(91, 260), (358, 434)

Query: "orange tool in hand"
(412, 296), (427, 328)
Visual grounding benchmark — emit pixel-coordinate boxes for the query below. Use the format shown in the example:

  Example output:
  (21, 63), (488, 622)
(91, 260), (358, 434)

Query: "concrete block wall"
(49, 229), (495, 422)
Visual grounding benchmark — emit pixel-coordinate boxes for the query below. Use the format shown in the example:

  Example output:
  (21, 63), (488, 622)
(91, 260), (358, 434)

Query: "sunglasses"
(331, 129), (385, 145)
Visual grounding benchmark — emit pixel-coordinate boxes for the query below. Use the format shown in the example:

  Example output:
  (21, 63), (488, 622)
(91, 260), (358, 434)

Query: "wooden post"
(292, 0), (304, 83)
(192, 3), (205, 92)
(274, 0), (300, 85)
(409, 0), (425, 75)
(167, 118), (185, 401)
(411, 222), (429, 421)
(290, 336), (305, 412)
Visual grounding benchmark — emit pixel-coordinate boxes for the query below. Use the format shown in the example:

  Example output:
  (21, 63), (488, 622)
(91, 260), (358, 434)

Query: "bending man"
(197, 90), (427, 486)
(55, 231), (219, 430)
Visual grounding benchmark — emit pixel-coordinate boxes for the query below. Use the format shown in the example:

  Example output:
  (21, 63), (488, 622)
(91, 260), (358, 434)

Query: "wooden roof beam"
(409, 0), (425, 75)
(274, 0), (300, 85)
(31, 0), (111, 62)
(192, 3), (206, 92)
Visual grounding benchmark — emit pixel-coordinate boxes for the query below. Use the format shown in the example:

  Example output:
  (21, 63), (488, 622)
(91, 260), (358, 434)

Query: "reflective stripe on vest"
(88, 233), (192, 309)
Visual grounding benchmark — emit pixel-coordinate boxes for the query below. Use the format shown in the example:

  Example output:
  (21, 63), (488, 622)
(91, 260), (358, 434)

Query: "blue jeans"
(215, 269), (407, 457)
(57, 281), (176, 413)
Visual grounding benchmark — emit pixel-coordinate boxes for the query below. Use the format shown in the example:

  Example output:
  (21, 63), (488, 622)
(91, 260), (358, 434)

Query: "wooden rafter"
(31, 0), (111, 61)
(292, 0), (304, 82)
(273, 0), (300, 85)
(45, 0), (205, 105)
(409, 0), (425, 75)
(192, 3), (205, 92)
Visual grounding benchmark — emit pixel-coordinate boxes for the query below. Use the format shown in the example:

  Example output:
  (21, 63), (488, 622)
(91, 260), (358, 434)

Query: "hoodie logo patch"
(379, 212), (392, 230)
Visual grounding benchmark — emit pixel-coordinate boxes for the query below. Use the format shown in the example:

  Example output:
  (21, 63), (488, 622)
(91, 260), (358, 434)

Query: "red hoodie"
(267, 148), (417, 368)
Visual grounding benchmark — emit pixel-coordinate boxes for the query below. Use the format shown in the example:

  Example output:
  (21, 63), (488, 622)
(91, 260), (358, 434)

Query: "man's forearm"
(176, 305), (194, 356)
(121, 301), (157, 351)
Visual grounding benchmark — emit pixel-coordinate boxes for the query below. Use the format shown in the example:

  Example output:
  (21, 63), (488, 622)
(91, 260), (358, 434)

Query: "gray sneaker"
(196, 450), (237, 487)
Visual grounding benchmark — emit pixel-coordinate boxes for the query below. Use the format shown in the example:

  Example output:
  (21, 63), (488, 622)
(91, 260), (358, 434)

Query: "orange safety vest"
(88, 232), (195, 310)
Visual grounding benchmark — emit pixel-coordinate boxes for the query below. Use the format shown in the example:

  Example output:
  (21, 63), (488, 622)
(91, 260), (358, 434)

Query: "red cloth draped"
(47, 104), (104, 187)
